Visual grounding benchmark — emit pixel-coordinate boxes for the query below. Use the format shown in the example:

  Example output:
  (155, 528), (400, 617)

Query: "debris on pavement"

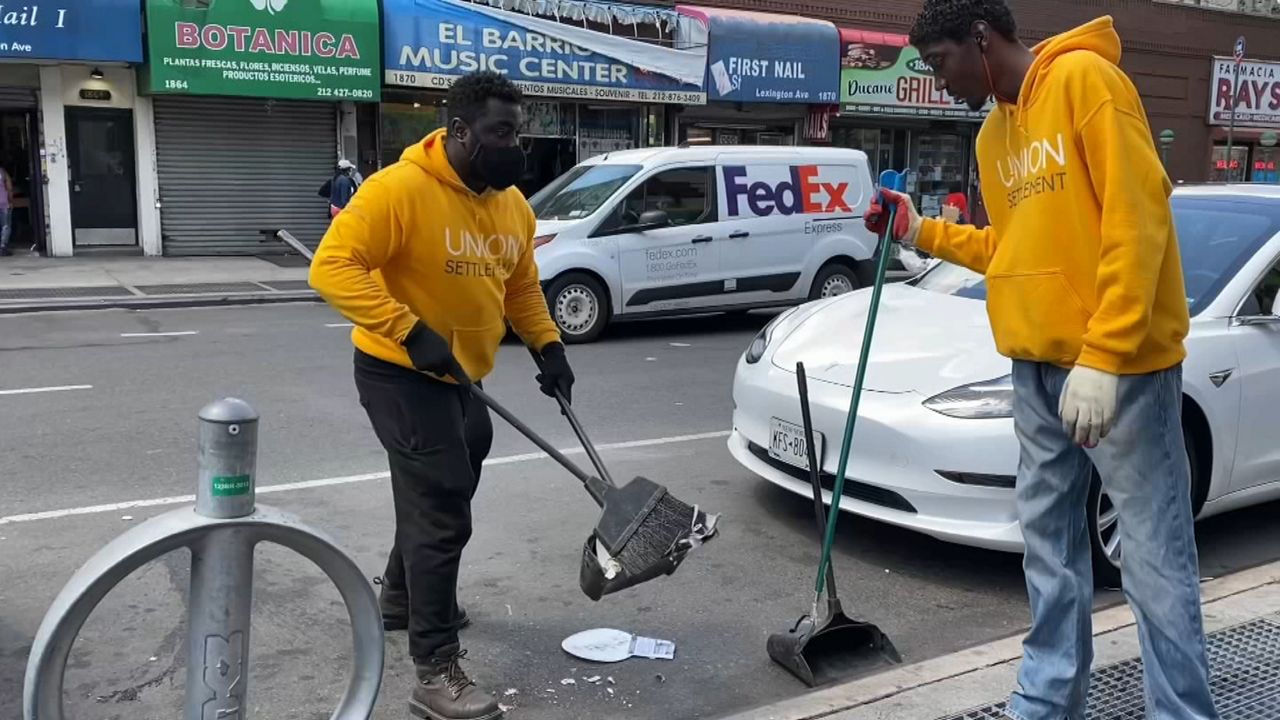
(669, 342), (692, 347)
(560, 678), (576, 686)
(503, 688), (519, 697)
(606, 676), (616, 684)
(561, 628), (677, 662)
(656, 673), (665, 684)
(121, 516), (133, 521)
(583, 675), (601, 683)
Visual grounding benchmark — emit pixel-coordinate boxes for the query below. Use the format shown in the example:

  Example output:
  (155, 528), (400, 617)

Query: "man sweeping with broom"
(866, 1), (1218, 717)
(310, 71), (574, 720)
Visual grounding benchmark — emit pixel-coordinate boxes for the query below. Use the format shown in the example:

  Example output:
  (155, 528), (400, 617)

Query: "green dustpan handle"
(814, 170), (906, 597)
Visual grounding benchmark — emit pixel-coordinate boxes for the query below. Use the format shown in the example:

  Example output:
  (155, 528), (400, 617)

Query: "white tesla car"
(728, 184), (1280, 587)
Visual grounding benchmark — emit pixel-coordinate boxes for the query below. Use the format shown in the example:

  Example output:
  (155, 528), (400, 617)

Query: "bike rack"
(24, 398), (384, 720)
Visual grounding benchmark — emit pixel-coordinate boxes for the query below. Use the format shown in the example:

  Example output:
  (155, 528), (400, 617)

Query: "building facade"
(2, 0), (1277, 257)
(693, 0), (1279, 187)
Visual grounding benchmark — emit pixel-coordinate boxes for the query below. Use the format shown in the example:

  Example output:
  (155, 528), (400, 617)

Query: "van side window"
(602, 166), (715, 233)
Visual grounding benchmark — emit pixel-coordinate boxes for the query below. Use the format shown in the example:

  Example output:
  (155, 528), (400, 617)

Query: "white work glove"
(864, 189), (923, 249)
(1059, 365), (1119, 448)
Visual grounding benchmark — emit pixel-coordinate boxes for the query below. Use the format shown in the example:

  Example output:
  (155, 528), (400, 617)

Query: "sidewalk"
(0, 255), (318, 313)
(721, 560), (1280, 720)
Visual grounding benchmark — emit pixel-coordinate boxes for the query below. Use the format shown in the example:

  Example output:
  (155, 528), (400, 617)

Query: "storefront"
(0, 0), (145, 257)
(141, 0), (380, 255)
(380, 0), (706, 196)
(833, 29), (991, 221)
(1207, 56), (1280, 184)
(673, 5), (840, 146)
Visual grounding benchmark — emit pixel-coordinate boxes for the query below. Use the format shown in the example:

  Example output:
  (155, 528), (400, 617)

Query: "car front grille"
(747, 442), (918, 514)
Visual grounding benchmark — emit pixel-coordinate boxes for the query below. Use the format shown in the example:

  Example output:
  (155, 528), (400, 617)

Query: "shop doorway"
(520, 137), (575, 198)
(66, 107), (137, 247)
(0, 105), (44, 254)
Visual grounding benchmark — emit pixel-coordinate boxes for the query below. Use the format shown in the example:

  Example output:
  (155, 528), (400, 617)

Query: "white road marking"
(325, 322), (354, 328)
(0, 384), (93, 396)
(120, 331), (199, 338)
(0, 430), (731, 526)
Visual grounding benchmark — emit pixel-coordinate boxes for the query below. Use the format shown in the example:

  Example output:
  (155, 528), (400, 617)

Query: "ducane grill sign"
(144, 0), (381, 101)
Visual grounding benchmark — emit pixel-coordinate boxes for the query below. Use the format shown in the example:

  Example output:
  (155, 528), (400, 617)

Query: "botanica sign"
(144, 0), (381, 101)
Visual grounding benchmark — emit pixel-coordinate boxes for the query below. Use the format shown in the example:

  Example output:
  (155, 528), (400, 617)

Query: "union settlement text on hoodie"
(309, 129), (560, 382)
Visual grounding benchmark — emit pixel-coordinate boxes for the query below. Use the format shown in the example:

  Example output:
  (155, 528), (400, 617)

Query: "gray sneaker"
(410, 647), (502, 720)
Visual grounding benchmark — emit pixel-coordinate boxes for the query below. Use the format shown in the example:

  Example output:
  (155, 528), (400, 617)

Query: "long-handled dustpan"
(768, 169), (906, 686)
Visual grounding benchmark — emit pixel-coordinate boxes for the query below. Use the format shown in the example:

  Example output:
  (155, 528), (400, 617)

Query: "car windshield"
(912, 195), (1280, 316)
(529, 164), (641, 221)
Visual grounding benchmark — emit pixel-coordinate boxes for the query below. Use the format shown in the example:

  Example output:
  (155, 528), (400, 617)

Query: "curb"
(717, 559), (1280, 720)
(0, 291), (323, 315)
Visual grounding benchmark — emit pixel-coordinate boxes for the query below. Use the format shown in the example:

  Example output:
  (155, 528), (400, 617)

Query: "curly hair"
(908, 0), (1017, 47)
(447, 71), (524, 124)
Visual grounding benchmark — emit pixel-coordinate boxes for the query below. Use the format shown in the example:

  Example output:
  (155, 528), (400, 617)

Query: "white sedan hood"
(771, 284), (1011, 395)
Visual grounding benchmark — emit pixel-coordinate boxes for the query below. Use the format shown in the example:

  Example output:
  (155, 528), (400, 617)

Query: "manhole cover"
(939, 618), (1280, 719)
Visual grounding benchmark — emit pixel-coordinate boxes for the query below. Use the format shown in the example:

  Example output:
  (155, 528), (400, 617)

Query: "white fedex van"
(528, 145), (880, 343)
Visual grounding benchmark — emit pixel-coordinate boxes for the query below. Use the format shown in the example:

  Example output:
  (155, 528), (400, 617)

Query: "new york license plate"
(768, 417), (822, 471)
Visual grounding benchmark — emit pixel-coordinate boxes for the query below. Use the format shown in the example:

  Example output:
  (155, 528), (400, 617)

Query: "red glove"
(864, 189), (922, 247)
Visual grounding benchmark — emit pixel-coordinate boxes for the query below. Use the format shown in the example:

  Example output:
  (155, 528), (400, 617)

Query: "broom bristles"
(614, 492), (701, 573)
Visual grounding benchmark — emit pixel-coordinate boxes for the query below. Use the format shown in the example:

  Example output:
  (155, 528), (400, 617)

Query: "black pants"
(353, 350), (493, 660)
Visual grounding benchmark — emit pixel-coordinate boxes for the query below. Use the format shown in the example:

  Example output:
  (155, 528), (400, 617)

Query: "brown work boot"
(410, 646), (502, 720)
(374, 577), (469, 632)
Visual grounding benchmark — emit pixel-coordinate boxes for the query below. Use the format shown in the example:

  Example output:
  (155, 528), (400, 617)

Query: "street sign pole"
(1227, 36), (1246, 181)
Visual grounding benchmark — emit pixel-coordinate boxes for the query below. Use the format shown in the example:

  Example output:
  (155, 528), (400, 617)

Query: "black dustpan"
(767, 363), (901, 686)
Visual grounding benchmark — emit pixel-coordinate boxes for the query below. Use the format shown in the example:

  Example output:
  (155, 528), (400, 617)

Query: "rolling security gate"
(154, 96), (336, 256)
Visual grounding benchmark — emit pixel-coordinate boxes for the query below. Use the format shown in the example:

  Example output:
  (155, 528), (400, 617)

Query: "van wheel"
(809, 262), (860, 300)
(546, 273), (609, 344)
(1087, 421), (1202, 589)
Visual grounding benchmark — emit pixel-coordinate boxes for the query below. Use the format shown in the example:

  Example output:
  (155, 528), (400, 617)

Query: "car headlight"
(744, 307), (799, 364)
(923, 374), (1014, 419)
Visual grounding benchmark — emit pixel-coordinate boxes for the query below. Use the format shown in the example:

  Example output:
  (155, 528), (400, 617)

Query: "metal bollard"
(24, 398), (384, 720)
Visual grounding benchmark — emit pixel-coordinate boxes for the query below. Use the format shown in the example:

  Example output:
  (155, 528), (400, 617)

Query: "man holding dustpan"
(866, 0), (1218, 717)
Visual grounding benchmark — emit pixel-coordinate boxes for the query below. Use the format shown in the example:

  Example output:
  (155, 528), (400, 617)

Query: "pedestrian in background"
(309, 70), (574, 720)
(868, 0), (1218, 717)
(328, 159), (359, 219)
(0, 165), (13, 257)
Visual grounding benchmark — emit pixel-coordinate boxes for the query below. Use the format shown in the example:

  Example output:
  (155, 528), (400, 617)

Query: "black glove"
(402, 322), (469, 384)
(536, 342), (574, 403)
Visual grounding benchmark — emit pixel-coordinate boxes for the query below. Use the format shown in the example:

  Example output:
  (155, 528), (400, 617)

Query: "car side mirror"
(630, 209), (670, 232)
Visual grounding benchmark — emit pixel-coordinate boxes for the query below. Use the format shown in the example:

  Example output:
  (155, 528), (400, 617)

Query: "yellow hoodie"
(309, 129), (560, 381)
(916, 17), (1189, 375)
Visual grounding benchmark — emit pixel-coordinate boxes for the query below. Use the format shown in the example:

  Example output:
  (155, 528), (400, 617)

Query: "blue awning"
(676, 5), (839, 104)
(1, 0), (142, 63)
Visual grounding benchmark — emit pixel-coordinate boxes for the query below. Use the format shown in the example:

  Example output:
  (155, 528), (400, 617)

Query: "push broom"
(767, 169), (905, 686)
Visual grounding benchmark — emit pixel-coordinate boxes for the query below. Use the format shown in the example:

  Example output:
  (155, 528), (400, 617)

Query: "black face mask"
(470, 142), (526, 191)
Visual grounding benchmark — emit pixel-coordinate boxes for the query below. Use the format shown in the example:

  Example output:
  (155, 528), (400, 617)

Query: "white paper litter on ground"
(561, 628), (676, 663)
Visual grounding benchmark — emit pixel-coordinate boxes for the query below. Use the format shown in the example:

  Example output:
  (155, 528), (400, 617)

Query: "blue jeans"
(0, 208), (11, 249)
(1005, 361), (1218, 720)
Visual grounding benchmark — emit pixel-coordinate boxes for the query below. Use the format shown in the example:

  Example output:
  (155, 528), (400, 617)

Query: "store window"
(1211, 145), (1250, 183)
(379, 100), (447, 168)
(578, 106), (641, 162)
(911, 130), (969, 217)
(1252, 146), (1278, 184)
(831, 126), (893, 178)
(599, 166), (714, 233)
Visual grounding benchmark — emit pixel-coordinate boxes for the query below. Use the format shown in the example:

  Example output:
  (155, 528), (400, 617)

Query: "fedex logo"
(722, 165), (853, 218)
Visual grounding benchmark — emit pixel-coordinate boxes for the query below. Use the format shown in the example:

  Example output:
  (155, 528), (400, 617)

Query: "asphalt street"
(2, 303), (1279, 720)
